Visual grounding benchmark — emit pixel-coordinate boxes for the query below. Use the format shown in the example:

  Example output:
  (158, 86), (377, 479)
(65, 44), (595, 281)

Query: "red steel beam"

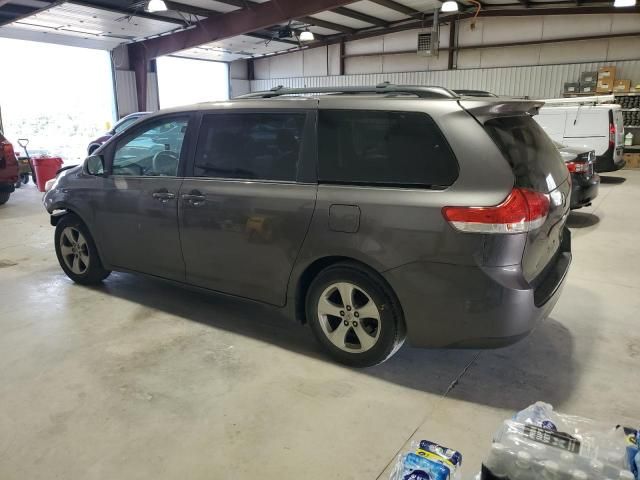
(129, 0), (358, 60)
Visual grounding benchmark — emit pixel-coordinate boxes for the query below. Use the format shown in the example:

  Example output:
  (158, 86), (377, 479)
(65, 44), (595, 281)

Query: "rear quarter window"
(318, 110), (458, 188)
(485, 115), (568, 193)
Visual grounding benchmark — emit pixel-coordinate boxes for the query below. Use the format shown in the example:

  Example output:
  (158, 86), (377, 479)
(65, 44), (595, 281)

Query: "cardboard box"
(564, 82), (580, 93)
(613, 80), (631, 93)
(597, 78), (614, 93)
(580, 71), (598, 83)
(598, 66), (617, 81)
(623, 153), (640, 169)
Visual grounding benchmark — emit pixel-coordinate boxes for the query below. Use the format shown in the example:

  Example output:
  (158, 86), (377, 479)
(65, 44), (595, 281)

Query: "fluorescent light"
(614, 0), (636, 6)
(441, 0), (458, 11)
(146, 0), (167, 12)
(299, 29), (314, 42)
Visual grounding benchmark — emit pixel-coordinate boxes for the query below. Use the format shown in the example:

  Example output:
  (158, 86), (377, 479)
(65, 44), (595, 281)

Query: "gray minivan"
(43, 84), (572, 367)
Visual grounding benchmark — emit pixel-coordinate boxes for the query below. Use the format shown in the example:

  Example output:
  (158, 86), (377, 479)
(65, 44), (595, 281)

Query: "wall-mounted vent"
(417, 8), (440, 57)
(417, 33), (433, 56)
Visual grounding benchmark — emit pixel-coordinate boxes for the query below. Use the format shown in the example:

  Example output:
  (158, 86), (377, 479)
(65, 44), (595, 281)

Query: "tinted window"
(318, 110), (458, 187)
(113, 116), (140, 134)
(485, 115), (568, 193)
(194, 113), (305, 181)
(112, 117), (188, 176)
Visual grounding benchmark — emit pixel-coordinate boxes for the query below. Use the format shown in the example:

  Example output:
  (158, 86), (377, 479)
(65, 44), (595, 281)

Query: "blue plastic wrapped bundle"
(390, 440), (463, 480)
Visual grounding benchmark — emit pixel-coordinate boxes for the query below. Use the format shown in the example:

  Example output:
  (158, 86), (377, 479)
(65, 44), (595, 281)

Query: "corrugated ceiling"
(1, 2), (181, 48)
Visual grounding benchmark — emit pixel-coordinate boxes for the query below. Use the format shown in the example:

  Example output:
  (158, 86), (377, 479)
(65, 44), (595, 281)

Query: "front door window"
(112, 117), (188, 176)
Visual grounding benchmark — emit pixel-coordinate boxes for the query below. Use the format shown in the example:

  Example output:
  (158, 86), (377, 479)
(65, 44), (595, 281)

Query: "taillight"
(442, 188), (550, 234)
(566, 161), (589, 174)
(609, 122), (615, 149)
(1, 141), (15, 168)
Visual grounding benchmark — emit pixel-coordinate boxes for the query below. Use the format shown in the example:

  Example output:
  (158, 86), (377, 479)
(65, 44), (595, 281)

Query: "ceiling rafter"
(128, 0), (359, 59)
(247, 32), (300, 45)
(366, 0), (421, 17)
(162, 1), (221, 17)
(331, 6), (388, 26)
(297, 15), (355, 33)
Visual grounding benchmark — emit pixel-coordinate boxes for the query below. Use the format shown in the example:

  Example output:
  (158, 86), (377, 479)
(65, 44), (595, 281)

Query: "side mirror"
(86, 155), (105, 176)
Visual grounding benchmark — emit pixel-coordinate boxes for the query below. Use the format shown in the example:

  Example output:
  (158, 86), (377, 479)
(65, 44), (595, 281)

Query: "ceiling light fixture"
(441, 0), (459, 12)
(299, 29), (314, 42)
(146, 0), (167, 12)
(613, 0), (636, 7)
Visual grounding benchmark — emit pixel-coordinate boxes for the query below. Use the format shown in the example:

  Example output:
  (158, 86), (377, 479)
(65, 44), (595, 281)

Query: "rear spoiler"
(458, 99), (545, 123)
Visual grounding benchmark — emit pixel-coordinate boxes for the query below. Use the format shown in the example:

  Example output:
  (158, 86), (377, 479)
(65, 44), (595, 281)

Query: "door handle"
(152, 191), (176, 200)
(182, 192), (206, 205)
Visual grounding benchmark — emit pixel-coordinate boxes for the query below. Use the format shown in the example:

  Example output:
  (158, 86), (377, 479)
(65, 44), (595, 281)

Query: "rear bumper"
(595, 147), (625, 172)
(383, 229), (572, 349)
(0, 182), (16, 193)
(570, 174), (599, 209)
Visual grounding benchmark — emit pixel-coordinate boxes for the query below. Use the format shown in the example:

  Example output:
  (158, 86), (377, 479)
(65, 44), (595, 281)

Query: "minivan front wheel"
(306, 263), (405, 367)
(55, 214), (111, 284)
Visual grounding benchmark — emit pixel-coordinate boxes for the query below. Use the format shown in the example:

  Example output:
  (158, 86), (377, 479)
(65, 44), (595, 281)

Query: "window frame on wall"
(184, 109), (318, 184)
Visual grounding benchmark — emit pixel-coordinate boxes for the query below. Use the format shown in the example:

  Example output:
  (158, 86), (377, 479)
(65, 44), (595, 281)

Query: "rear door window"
(485, 115), (568, 193)
(193, 112), (306, 181)
(318, 110), (458, 188)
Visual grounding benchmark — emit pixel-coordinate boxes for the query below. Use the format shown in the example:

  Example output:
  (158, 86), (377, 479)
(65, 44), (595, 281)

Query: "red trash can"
(32, 156), (63, 192)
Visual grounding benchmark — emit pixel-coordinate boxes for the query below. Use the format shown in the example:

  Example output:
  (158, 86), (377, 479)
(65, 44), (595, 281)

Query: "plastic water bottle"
(589, 460), (605, 478)
(541, 460), (561, 480)
(513, 450), (535, 480)
(569, 469), (588, 480)
(485, 443), (509, 477)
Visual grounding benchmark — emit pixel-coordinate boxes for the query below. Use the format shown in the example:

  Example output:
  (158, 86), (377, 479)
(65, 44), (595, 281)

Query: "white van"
(534, 103), (625, 172)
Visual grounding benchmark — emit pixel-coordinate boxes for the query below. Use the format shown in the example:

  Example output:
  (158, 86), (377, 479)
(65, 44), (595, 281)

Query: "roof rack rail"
(237, 82), (458, 99)
(541, 95), (615, 106)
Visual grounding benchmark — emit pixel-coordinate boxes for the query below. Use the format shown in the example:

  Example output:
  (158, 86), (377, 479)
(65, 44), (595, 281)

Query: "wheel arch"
(293, 255), (404, 326)
(51, 206), (109, 269)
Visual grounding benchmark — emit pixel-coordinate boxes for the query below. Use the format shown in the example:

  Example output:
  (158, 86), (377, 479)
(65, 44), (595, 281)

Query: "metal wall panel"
(250, 59), (640, 99)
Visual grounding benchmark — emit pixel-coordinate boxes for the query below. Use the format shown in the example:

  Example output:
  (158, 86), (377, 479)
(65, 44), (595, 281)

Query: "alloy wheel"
(59, 227), (90, 275)
(317, 282), (381, 353)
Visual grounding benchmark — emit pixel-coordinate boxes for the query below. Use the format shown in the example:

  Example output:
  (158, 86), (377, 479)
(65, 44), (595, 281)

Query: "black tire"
(21, 174), (29, 184)
(305, 262), (405, 367)
(14, 180), (21, 188)
(54, 214), (111, 284)
(0, 192), (9, 205)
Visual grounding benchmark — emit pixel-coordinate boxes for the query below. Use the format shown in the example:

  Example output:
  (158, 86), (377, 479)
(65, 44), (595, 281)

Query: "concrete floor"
(0, 173), (639, 480)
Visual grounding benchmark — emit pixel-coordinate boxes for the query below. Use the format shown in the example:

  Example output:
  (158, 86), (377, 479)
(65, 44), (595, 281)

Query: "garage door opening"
(156, 56), (229, 109)
(0, 38), (115, 164)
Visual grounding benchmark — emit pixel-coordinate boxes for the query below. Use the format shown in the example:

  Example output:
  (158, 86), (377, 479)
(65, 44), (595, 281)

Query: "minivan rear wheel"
(306, 263), (405, 367)
(55, 214), (111, 284)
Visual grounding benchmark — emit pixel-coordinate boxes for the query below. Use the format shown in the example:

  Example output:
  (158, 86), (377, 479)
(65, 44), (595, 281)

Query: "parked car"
(534, 103), (625, 172)
(44, 84), (572, 367)
(553, 141), (599, 209)
(87, 112), (150, 155)
(0, 130), (19, 205)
